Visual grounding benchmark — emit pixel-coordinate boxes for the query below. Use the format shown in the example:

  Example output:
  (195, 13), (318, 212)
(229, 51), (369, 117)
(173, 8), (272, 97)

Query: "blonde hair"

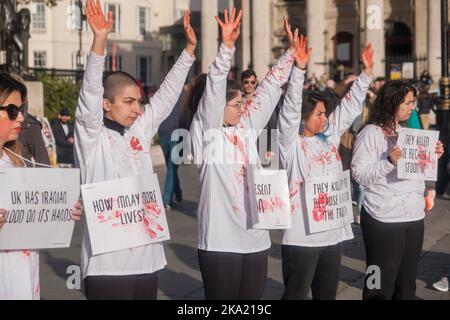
(0, 73), (27, 167)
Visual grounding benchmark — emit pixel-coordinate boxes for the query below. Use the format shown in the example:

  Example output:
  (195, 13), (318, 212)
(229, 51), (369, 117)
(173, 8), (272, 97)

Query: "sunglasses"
(0, 103), (27, 120)
(244, 80), (256, 85)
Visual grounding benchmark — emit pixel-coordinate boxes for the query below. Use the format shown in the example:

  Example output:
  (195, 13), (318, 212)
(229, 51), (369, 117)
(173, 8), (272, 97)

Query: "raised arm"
(74, 0), (112, 166)
(240, 18), (299, 131)
(138, 10), (197, 139)
(193, 8), (242, 131)
(278, 28), (311, 164)
(329, 44), (374, 139)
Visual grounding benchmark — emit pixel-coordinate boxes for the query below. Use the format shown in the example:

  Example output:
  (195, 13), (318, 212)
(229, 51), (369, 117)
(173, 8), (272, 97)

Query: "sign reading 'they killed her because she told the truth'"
(397, 128), (439, 181)
(305, 170), (353, 234)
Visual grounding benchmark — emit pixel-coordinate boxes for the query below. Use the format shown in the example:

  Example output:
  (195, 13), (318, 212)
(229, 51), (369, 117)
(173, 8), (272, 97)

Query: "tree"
(37, 74), (80, 121)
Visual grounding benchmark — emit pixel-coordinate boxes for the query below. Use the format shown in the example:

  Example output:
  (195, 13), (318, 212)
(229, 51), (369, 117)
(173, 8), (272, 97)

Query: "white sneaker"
(432, 277), (449, 292)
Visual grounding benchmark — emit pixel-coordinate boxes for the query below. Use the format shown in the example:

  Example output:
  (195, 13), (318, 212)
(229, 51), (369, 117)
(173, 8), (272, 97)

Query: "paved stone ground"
(40, 147), (450, 300)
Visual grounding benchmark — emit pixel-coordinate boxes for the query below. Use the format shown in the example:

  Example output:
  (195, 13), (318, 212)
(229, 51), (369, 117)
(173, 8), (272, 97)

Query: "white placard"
(397, 128), (439, 181)
(81, 174), (170, 256)
(249, 169), (292, 230)
(0, 168), (80, 250)
(305, 170), (353, 234)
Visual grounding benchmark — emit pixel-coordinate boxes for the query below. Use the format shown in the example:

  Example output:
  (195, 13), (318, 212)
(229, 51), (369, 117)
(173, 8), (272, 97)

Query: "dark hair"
(0, 73), (27, 167)
(241, 69), (257, 82)
(102, 71), (138, 102)
(302, 91), (330, 121)
(59, 108), (71, 116)
(367, 80), (417, 134)
(180, 74), (207, 130)
(226, 80), (241, 102)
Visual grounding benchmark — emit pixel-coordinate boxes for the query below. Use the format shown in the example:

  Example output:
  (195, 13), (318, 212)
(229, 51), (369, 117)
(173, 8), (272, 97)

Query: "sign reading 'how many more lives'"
(81, 173), (170, 256)
(305, 170), (353, 234)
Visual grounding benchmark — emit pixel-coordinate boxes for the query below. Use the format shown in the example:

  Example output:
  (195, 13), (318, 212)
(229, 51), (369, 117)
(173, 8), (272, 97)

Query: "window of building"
(32, 0), (46, 31)
(68, 0), (88, 31)
(34, 51), (47, 68)
(137, 56), (152, 86)
(105, 3), (120, 33)
(333, 32), (354, 67)
(138, 7), (151, 36)
(106, 55), (123, 71)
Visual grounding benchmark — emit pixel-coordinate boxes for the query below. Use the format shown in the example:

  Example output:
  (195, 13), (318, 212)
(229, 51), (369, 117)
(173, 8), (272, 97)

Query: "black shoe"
(175, 191), (183, 202)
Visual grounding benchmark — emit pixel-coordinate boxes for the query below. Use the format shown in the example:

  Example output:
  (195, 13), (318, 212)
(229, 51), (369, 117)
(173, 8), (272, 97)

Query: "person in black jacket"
(19, 111), (51, 167)
(51, 108), (74, 167)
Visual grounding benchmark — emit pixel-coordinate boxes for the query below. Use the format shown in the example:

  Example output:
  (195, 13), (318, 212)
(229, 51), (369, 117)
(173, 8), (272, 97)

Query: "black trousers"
(436, 109), (450, 195)
(84, 273), (158, 300)
(198, 249), (268, 300)
(361, 207), (424, 300)
(281, 243), (342, 300)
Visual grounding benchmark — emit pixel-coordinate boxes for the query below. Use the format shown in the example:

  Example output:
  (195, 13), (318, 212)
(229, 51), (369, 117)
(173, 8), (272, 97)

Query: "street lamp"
(437, 0), (450, 196)
(75, 0), (84, 81)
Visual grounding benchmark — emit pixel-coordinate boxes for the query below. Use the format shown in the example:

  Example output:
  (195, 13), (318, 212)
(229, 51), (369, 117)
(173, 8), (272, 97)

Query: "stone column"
(235, 0), (251, 75)
(415, 0), (428, 78)
(252, 0), (272, 80)
(365, 0), (385, 77)
(307, 0), (326, 77)
(428, 0), (441, 83)
(201, 0), (219, 73)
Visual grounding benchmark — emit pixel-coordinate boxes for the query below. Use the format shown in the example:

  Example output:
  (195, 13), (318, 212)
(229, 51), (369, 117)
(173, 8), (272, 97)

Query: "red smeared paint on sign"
(312, 193), (329, 222)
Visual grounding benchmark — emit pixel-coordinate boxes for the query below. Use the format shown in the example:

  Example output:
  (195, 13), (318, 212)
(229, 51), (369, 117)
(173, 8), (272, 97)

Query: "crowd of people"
(0, 0), (449, 300)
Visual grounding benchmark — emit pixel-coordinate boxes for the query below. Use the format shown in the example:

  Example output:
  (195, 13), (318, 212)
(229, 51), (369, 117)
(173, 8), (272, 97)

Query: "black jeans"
(198, 249), (268, 300)
(361, 207), (424, 300)
(436, 109), (450, 195)
(281, 243), (342, 300)
(84, 273), (158, 300)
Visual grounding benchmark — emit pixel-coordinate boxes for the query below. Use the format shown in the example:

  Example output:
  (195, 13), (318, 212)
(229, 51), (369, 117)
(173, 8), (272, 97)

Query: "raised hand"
(84, 0), (113, 37)
(295, 34), (312, 70)
(362, 43), (374, 76)
(283, 17), (298, 54)
(215, 8), (243, 49)
(184, 10), (197, 57)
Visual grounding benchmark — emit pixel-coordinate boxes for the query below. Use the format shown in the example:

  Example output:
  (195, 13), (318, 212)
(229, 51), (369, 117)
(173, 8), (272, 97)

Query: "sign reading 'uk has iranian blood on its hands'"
(0, 168), (80, 250)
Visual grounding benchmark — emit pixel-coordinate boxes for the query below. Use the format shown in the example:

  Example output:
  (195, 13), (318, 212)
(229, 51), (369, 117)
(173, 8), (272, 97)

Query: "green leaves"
(37, 74), (80, 121)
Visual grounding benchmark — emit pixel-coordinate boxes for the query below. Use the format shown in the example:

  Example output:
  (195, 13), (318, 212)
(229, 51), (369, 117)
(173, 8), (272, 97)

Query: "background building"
(199, 0), (447, 86)
(18, 0), (190, 88)
(16, 0), (450, 86)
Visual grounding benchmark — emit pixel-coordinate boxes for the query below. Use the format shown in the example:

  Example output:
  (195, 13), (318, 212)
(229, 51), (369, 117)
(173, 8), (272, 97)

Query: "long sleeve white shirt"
(191, 44), (295, 253)
(351, 124), (425, 223)
(278, 66), (372, 247)
(75, 50), (195, 278)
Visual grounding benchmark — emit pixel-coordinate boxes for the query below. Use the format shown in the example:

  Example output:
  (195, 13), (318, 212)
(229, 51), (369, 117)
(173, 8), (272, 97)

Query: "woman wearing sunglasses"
(0, 73), (82, 299)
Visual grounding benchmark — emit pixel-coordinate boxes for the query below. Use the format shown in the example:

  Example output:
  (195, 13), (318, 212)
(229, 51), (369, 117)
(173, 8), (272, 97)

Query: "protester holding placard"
(188, 12), (297, 299)
(74, 0), (196, 300)
(278, 31), (374, 299)
(351, 81), (445, 300)
(0, 73), (82, 300)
